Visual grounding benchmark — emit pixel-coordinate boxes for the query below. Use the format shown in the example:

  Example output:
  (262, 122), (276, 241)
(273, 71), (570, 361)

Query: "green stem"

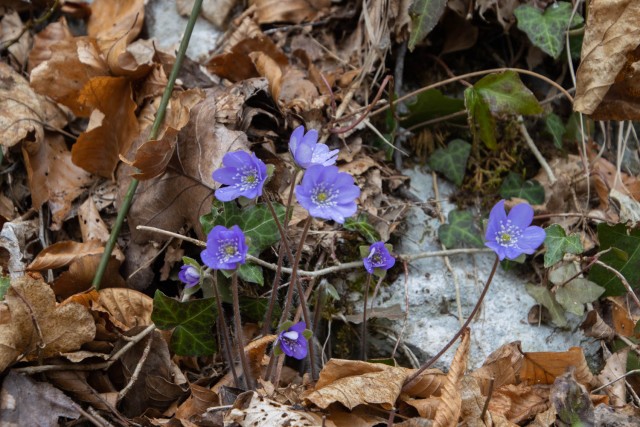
(402, 255), (500, 391)
(92, 0), (204, 289)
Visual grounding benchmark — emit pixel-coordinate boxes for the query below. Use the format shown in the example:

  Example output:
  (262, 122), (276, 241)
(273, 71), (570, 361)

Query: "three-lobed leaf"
(428, 139), (471, 186)
(544, 224), (584, 267)
(499, 172), (545, 205)
(514, 2), (584, 59)
(438, 210), (484, 249)
(151, 290), (217, 356)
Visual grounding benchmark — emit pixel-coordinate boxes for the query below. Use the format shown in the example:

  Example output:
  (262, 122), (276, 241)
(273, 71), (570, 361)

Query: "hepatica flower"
(212, 151), (267, 201)
(289, 125), (339, 169)
(363, 242), (396, 274)
(485, 200), (545, 261)
(178, 264), (200, 288)
(295, 165), (360, 223)
(276, 321), (308, 360)
(201, 225), (248, 270)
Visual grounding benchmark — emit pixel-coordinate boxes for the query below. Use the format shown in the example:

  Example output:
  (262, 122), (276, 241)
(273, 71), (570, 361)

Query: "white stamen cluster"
(311, 183), (338, 207)
(495, 219), (522, 247)
(216, 238), (239, 263)
(234, 166), (259, 192)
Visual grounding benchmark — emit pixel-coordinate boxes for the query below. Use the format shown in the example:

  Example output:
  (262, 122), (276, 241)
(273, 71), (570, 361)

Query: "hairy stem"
(232, 271), (253, 389)
(361, 273), (372, 361)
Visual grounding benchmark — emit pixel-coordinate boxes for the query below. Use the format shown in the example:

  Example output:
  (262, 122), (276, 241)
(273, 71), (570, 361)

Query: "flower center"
(495, 220), (522, 247)
(236, 166), (259, 191)
(217, 239), (239, 263)
(283, 331), (299, 340)
(311, 184), (337, 207)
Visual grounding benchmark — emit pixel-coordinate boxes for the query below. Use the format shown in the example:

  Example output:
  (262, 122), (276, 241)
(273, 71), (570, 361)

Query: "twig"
(518, 117), (557, 185)
(0, 0), (60, 51)
(117, 333), (153, 402)
(92, 0), (204, 289)
(593, 369), (640, 393)
(480, 377), (495, 420)
(593, 260), (640, 309)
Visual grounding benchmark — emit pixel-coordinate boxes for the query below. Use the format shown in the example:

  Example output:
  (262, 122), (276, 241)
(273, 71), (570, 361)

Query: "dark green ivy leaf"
(545, 113), (565, 149)
(499, 172), (545, 205)
(544, 224), (583, 268)
(428, 139), (471, 186)
(438, 210), (484, 249)
(151, 290), (217, 356)
(400, 89), (464, 128)
(589, 224), (640, 296)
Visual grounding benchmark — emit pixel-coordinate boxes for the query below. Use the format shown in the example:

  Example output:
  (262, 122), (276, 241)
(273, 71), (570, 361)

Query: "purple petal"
(504, 246), (523, 260)
(212, 167), (240, 185)
(337, 184), (361, 201)
(288, 126), (305, 153)
(507, 203), (534, 230)
(222, 151), (251, 168)
(215, 186), (240, 202)
(517, 226), (546, 253)
(289, 321), (306, 334)
(301, 128), (319, 146)
(485, 241), (506, 260)
(294, 142), (314, 167)
(289, 339), (308, 359)
(485, 200), (507, 241)
(363, 258), (374, 274)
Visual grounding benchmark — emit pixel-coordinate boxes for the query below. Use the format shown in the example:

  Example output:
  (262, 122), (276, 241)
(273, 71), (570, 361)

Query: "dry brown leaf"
(527, 406), (557, 427)
(22, 134), (95, 229)
(588, 147), (640, 210)
(475, 0), (524, 29)
(93, 288), (153, 331)
(608, 296), (638, 337)
(28, 240), (103, 271)
(71, 76), (140, 178)
(304, 359), (407, 410)
(78, 197), (110, 245)
(246, 335), (277, 381)
(0, 62), (51, 148)
(596, 349), (627, 407)
(471, 341), (523, 395)
(27, 17), (73, 72)
(175, 383), (219, 420)
(52, 254), (125, 299)
(326, 406), (387, 426)
(580, 309), (615, 340)
(520, 347), (595, 388)
(177, 0), (237, 28)
(405, 396), (440, 419)
(0, 370), (80, 426)
(433, 328), (470, 427)
(30, 36), (109, 117)
(402, 368), (445, 399)
(250, 51), (284, 102)
(574, 0), (640, 119)
(46, 370), (118, 411)
(488, 383), (550, 424)
(252, 0), (330, 24)
(459, 376), (492, 427)
(226, 391), (329, 426)
(207, 36), (288, 82)
(0, 218), (38, 277)
(0, 276), (96, 371)
(550, 368), (595, 425)
(0, 10), (31, 67)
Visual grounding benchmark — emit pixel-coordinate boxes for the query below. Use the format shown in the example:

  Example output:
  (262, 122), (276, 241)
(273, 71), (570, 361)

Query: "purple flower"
(289, 126), (339, 169)
(212, 151), (267, 201)
(485, 200), (546, 261)
(277, 321), (308, 359)
(363, 242), (396, 274)
(201, 225), (248, 270)
(295, 165), (360, 224)
(178, 265), (200, 288)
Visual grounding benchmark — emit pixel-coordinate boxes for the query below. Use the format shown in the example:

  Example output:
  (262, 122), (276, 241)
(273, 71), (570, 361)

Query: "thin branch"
(593, 260), (640, 310)
(518, 117), (557, 185)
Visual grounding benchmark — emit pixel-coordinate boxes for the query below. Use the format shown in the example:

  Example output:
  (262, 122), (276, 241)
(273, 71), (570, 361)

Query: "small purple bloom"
(289, 126), (339, 169)
(201, 225), (248, 270)
(178, 265), (200, 288)
(363, 242), (396, 274)
(277, 321), (308, 360)
(295, 165), (360, 224)
(212, 151), (267, 201)
(484, 200), (546, 261)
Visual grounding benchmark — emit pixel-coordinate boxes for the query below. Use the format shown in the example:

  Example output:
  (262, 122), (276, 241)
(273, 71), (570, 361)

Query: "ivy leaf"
(544, 224), (584, 268)
(400, 89), (464, 128)
(499, 172), (545, 204)
(589, 224), (640, 296)
(151, 290), (217, 356)
(0, 276), (9, 300)
(465, 87), (497, 150)
(344, 214), (380, 244)
(555, 278), (604, 316)
(428, 139), (471, 186)
(526, 284), (568, 328)
(240, 296), (278, 323)
(545, 113), (565, 149)
(238, 263), (264, 286)
(514, 2), (584, 59)
(472, 71), (543, 116)
(408, 0), (447, 51)
(438, 210), (484, 249)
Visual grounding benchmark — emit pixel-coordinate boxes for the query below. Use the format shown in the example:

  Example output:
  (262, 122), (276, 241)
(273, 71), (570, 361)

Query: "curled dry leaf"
(206, 36), (288, 82)
(0, 275), (96, 371)
(459, 376), (492, 426)
(28, 240), (103, 271)
(304, 359), (408, 410)
(226, 391), (328, 427)
(22, 134), (95, 229)
(0, 11), (32, 67)
(27, 17), (73, 72)
(52, 254), (125, 299)
(580, 309), (615, 340)
(46, 370), (118, 411)
(0, 218), (38, 278)
(520, 346), (595, 388)
(596, 350), (627, 407)
(175, 383), (220, 421)
(471, 341), (524, 395)
(71, 76), (140, 178)
(92, 288), (153, 331)
(588, 146), (640, 211)
(433, 328), (470, 427)
(574, 0), (640, 119)
(489, 383), (551, 424)
(0, 371), (80, 426)
(252, 0), (330, 24)
(176, 0), (237, 28)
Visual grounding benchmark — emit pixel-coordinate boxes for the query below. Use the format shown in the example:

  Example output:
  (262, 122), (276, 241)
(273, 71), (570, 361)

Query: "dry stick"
(210, 272), (240, 388)
(518, 117), (557, 185)
(117, 334), (152, 403)
(402, 255), (500, 391)
(231, 271), (253, 389)
(92, 0), (203, 289)
(0, 0), (60, 51)
(593, 260), (640, 309)
(361, 273), (373, 361)
(480, 377), (495, 420)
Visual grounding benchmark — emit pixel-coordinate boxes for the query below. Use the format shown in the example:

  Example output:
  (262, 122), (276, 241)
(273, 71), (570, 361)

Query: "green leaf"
(408, 0), (447, 51)
(438, 210), (484, 249)
(514, 2), (584, 59)
(545, 113), (565, 149)
(589, 224), (640, 296)
(555, 278), (604, 316)
(544, 224), (584, 268)
(465, 87), (497, 150)
(344, 214), (380, 244)
(0, 276), (9, 300)
(473, 71), (543, 116)
(239, 296), (278, 323)
(151, 290), (217, 356)
(238, 263), (263, 285)
(400, 89), (465, 128)
(499, 172), (545, 204)
(428, 139), (471, 186)
(526, 283), (568, 328)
